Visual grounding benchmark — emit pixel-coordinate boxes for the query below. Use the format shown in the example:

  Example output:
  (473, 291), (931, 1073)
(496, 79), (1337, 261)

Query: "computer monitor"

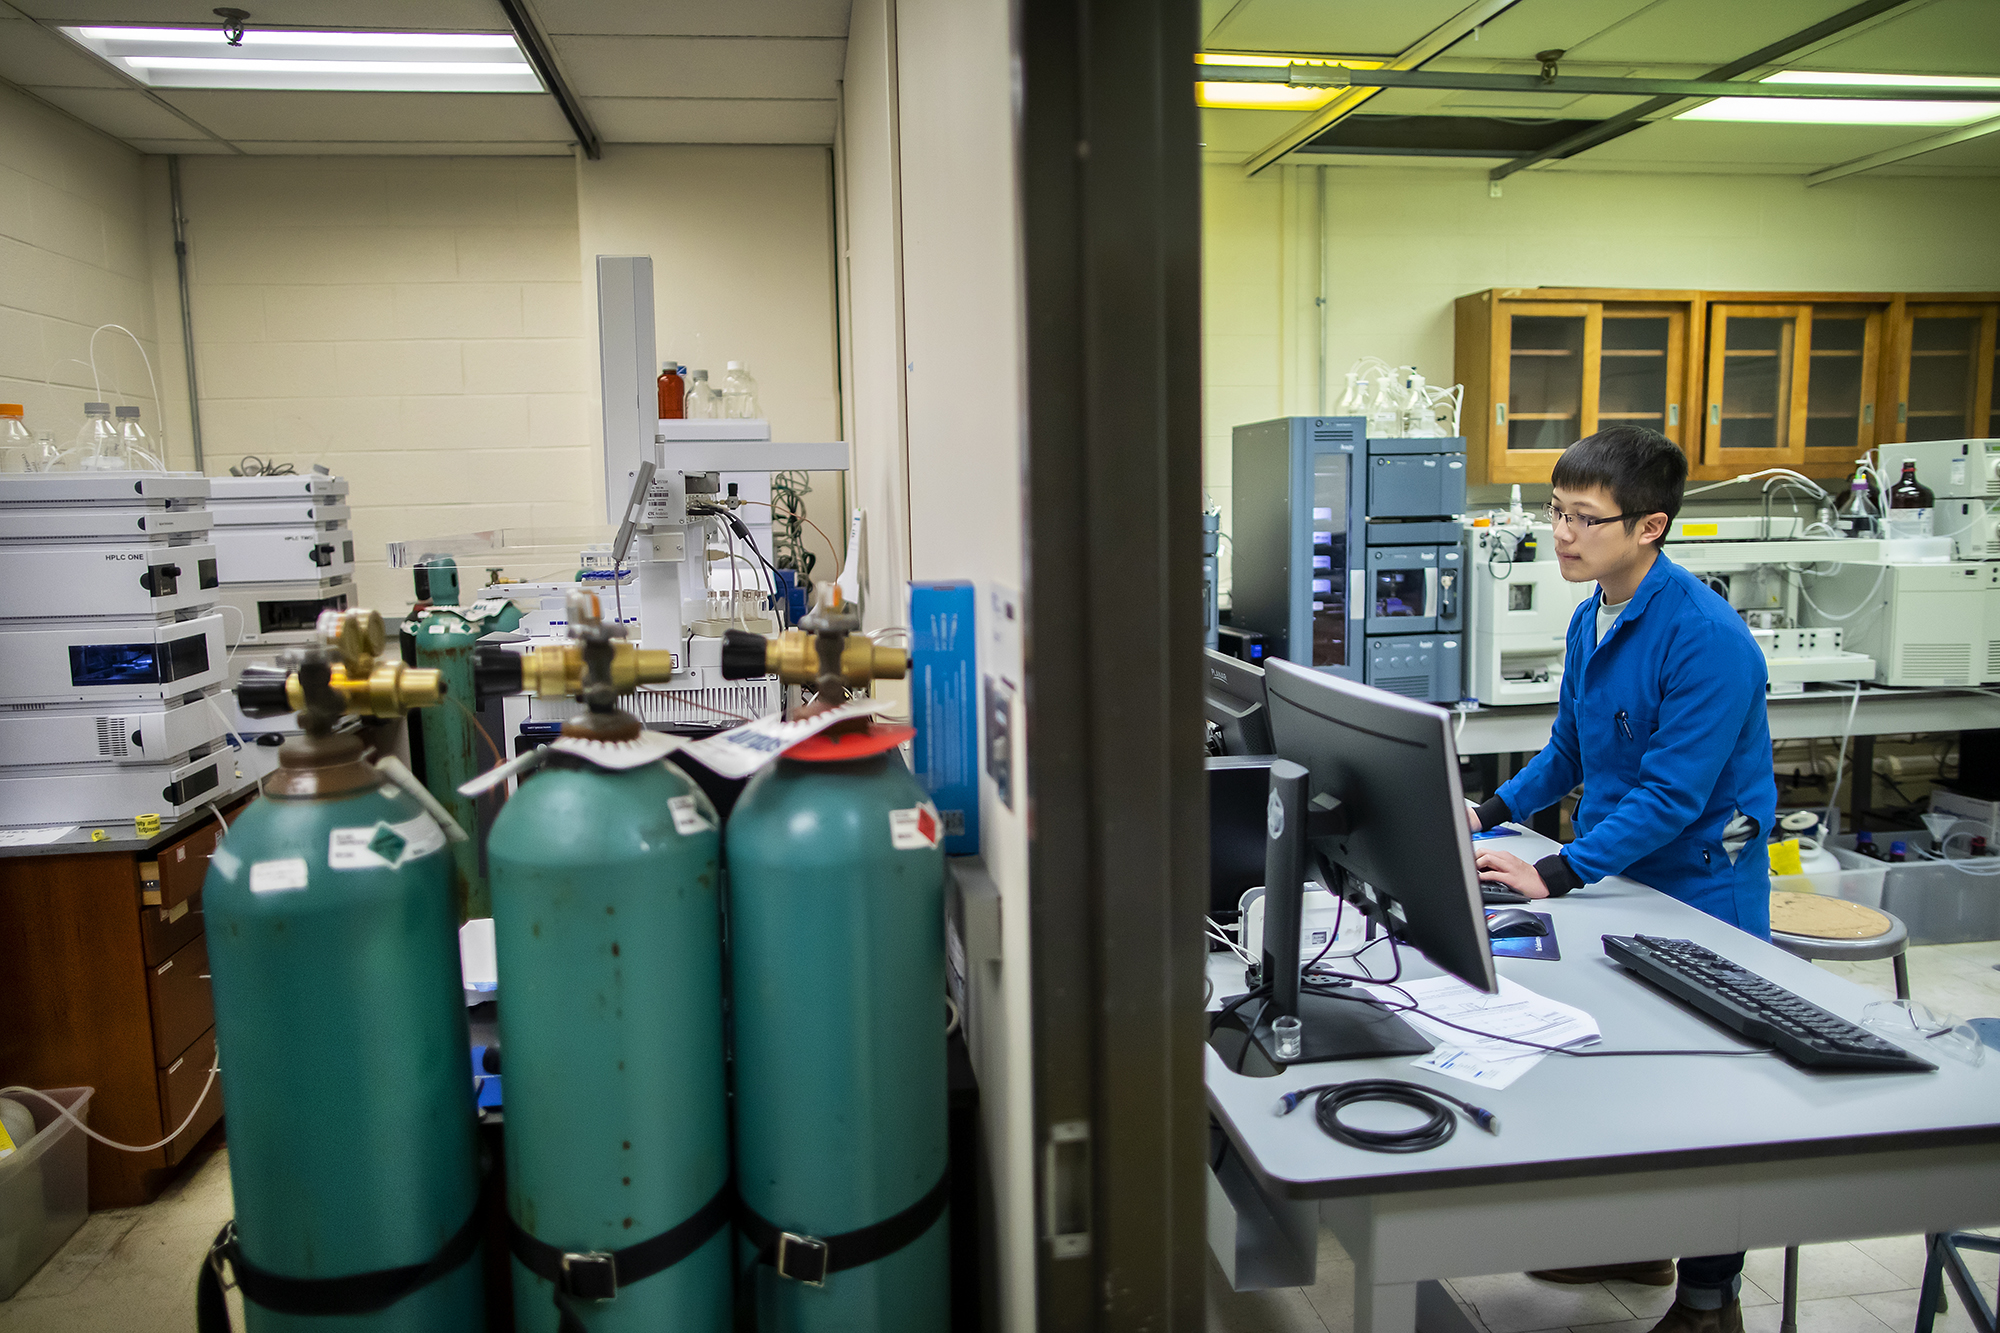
(1212, 657), (1494, 1073)
(1202, 649), (1272, 755)
(1207, 756), (1275, 920)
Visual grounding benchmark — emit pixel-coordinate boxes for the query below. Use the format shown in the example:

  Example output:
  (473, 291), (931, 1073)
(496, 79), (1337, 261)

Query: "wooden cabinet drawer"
(158, 1026), (221, 1168)
(141, 890), (203, 968)
(147, 934), (213, 1066)
(145, 817), (225, 913)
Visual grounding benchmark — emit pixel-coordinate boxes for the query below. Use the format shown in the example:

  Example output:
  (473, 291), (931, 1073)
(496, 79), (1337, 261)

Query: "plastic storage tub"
(0, 1086), (93, 1300)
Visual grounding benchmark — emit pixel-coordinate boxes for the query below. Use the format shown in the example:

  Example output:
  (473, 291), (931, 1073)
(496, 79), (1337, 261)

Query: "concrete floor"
(1, 944), (1994, 1332)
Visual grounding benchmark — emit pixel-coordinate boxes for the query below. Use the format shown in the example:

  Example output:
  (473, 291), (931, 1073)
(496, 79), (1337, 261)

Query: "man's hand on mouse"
(1475, 847), (1550, 898)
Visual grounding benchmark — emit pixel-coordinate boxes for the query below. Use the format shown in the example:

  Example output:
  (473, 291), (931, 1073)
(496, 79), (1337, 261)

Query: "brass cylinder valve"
(237, 608), (446, 723)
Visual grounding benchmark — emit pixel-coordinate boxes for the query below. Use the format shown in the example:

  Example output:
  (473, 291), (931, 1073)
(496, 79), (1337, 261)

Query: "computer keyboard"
(1602, 934), (1936, 1073)
(1480, 883), (1529, 905)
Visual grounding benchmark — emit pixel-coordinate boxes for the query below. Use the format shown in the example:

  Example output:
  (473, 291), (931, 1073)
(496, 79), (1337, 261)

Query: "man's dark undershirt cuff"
(1473, 796), (1512, 832)
(1535, 853), (1583, 897)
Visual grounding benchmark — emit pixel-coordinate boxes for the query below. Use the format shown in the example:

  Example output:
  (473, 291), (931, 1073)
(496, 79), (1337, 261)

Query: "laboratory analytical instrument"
(1601, 935), (1933, 1072)
(0, 694), (231, 825)
(718, 586), (948, 1330)
(201, 610), (484, 1332)
(1230, 417), (1467, 701)
(1885, 439), (2000, 500)
(1, 610), (227, 706)
(0, 539), (219, 621)
(208, 473), (354, 584)
(1800, 560), (1999, 687)
(1465, 524), (1594, 707)
(214, 577), (356, 648)
(484, 591), (731, 1332)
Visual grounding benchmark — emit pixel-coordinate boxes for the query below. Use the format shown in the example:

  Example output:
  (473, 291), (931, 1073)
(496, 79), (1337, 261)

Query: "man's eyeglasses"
(1545, 503), (1639, 531)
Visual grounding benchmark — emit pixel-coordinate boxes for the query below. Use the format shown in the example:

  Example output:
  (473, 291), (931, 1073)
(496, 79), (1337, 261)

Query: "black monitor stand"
(1209, 759), (1432, 1077)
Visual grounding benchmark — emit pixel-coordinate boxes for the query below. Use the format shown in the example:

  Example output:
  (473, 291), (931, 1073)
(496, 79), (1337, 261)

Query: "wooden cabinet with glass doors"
(1894, 301), (1998, 443)
(1455, 288), (1697, 486)
(1701, 300), (1887, 478)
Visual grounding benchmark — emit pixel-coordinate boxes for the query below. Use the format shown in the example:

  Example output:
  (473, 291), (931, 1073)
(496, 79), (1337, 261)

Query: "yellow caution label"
(1680, 522), (1719, 537)
(1769, 838), (1804, 877)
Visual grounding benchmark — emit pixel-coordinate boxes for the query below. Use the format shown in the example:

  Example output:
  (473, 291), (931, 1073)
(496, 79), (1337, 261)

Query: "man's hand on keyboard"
(1475, 847), (1549, 898)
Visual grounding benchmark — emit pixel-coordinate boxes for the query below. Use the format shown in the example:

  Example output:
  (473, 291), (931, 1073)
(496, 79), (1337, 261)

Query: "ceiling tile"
(154, 90), (574, 142)
(550, 35), (845, 100)
(0, 16), (128, 88)
(1203, 0), (1475, 57)
(1533, 0), (1863, 67)
(587, 96), (836, 144)
(1423, 0), (1656, 63)
(532, 0), (851, 38)
(1576, 118), (1946, 167)
(1797, 0), (2000, 76)
(31, 85), (213, 139)
(8, 0), (509, 30)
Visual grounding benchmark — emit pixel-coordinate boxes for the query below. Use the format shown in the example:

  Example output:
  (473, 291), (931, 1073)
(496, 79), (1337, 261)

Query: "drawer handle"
(168, 1056), (184, 1075)
(157, 959), (173, 975)
(199, 973), (211, 979)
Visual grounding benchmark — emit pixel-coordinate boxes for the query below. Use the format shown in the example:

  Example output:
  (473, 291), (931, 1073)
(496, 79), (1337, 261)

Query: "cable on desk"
(1367, 981), (1778, 1060)
(1278, 1079), (1498, 1154)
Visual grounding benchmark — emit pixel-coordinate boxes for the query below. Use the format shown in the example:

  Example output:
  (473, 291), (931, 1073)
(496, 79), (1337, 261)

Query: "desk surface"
(1454, 686), (2000, 756)
(1207, 828), (2000, 1201)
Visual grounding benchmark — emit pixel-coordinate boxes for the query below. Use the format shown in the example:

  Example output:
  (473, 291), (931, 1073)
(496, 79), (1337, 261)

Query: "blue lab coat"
(1495, 552), (1777, 938)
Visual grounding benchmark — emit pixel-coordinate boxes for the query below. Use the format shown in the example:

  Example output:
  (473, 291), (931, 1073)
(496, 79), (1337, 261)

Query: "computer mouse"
(1486, 907), (1549, 939)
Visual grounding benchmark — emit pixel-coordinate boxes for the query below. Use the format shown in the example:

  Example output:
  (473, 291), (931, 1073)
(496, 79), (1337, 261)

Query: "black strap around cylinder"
(508, 1181), (732, 1333)
(736, 1173), (949, 1286)
(196, 1184), (485, 1333)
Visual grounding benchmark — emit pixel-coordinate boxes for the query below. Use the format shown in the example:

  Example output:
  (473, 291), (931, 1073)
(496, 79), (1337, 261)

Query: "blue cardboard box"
(909, 580), (979, 856)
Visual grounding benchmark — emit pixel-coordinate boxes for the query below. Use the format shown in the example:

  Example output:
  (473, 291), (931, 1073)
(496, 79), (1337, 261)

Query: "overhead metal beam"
(1487, 0), (1918, 183)
(1807, 112), (2000, 185)
(1242, 0), (1525, 177)
(1201, 64), (2000, 103)
(495, 0), (600, 160)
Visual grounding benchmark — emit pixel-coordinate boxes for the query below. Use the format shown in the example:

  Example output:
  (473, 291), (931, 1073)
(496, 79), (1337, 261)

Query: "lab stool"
(1767, 892), (1913, 1333)
(1768, 892), (1911, 1001)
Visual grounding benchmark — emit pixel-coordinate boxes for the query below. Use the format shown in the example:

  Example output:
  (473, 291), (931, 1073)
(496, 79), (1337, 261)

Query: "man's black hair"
(1550, 425), (1686, 546)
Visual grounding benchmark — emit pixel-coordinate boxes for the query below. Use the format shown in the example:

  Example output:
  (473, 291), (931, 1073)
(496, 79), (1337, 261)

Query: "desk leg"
(1357, 1277), (1418, 1333)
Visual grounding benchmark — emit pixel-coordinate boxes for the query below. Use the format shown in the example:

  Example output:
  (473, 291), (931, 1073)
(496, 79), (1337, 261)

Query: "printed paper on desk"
(1368, 974), (1600, 1091)
(676, 699), (892, 780)
(0, 826), (77, 847)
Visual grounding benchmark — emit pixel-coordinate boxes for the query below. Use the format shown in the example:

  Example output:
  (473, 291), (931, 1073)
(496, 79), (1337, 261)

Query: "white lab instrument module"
(1883, 439), (2000, 500)
(1935, 497), (1999, 560)
(1466, 525), (1592, 707)
(0, 694), (228, 769)
(1801, 561), (1997, 687)
(214, 577), (357, 647)
(1, 614), (228, 706)
(0, 541), (220, 621)
(0, 750), (232, 826)
(1750, 627), (1875, 695)
(208, 473), (354, 583)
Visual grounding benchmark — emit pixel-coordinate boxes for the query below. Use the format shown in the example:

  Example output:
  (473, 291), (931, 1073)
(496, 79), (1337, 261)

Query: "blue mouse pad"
(1471, 827), (1522, 842)
(1487, 912), (1559, 960)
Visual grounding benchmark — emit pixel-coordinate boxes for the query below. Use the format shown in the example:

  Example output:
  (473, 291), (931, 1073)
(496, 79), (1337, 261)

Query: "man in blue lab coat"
(1468, 425), (1777, 1333)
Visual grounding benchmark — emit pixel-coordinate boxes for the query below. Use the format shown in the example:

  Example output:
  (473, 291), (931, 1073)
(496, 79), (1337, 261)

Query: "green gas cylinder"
(411, 600), (521, 919)
(725, 738), (950, 1332)
(203, 732), (485, 1331)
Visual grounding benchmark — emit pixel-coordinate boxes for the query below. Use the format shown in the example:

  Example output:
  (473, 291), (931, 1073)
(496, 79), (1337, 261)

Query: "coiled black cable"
(1278, 1079), (1500, 1154)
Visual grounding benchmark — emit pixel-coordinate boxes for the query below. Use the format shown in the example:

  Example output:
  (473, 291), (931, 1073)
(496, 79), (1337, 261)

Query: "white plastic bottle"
(115, 405), (163, 470)
(684, 368), (714, 419)
(61, 402), (125, 470)
(720, 362), (761, 420)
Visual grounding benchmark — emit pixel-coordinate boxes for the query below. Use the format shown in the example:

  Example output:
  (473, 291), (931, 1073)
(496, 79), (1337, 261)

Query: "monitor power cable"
(1278, 1078), (1498, 1153)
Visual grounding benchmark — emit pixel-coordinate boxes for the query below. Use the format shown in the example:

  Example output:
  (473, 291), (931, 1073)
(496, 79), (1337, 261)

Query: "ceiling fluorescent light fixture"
(1196, 52), (1381, 112)
(60, 25), (542, 92)
(1677, 71), (2000, 126)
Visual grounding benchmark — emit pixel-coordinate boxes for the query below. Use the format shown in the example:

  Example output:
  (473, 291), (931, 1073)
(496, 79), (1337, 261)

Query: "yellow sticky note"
(1769, 838), (1804, 877)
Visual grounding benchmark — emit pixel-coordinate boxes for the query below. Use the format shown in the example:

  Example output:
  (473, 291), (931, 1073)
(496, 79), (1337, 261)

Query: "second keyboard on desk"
(1603, 934), (1936, 1073)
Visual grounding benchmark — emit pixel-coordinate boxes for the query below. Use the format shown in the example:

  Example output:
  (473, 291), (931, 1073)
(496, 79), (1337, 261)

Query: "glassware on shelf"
(57, 402), (126, 470)
(114, 405), (164, 470)
(1837, 469), (1878, 538)
(1883, 460), (1936, 540)
(684, 369), (715, 419)
(657, 362), (685, 419)
(1, 404), (56, 472)
(720, 362), (761, 419)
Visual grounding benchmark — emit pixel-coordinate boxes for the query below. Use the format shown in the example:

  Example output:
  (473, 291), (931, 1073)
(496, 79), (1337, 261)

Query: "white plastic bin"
(0, 1086), (92, 1299)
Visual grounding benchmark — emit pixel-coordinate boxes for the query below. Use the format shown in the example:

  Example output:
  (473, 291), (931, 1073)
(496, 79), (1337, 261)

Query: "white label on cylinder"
(889, 802), (942, 850)
(667, 794), (711, 836)
(249, 857), (309, 894)
(328, 814), (446, 871)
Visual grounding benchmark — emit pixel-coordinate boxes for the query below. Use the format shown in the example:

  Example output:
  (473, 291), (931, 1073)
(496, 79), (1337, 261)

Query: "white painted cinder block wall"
(1204, 162), (2000, 596)
(0, 84), (164, 459)
(170, 155), (594, 609)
